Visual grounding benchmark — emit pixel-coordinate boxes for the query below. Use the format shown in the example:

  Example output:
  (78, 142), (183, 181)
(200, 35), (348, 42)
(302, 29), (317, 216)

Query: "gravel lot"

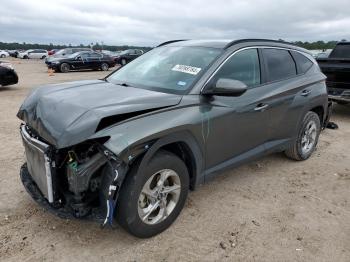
(0, 58), (349, 262)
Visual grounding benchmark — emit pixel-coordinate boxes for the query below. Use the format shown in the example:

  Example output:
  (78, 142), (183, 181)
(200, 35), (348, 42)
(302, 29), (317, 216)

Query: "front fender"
(90, 104), (207, 187)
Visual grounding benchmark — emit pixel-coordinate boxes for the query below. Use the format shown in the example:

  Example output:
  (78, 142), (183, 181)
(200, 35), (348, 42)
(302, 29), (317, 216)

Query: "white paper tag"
(172, 64), (201, 75)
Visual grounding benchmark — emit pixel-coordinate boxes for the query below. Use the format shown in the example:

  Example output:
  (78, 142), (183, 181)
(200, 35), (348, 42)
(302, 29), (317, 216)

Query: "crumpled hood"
(17, 80), (182, 148)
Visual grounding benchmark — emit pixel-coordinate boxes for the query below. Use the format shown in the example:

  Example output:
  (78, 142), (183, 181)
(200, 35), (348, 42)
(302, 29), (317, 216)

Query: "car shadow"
(332, 103), (350, 117)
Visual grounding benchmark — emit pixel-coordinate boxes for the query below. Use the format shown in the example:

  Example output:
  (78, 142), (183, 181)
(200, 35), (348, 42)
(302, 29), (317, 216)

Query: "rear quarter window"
(291, 51), (313, 74)
(262, 48), (296, 82)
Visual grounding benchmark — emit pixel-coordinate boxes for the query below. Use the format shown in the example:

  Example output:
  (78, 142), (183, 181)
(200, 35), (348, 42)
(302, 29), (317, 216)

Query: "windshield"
(107, 46), (222, 94)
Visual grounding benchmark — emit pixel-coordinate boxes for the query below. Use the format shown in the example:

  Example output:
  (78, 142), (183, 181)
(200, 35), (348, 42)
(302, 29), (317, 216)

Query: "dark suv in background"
(317, 42), (350, 104)
(18, 39), (329, 238)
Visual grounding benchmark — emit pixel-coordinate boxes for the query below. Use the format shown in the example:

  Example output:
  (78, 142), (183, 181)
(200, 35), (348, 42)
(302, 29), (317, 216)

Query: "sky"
(0, 0), (349, 47)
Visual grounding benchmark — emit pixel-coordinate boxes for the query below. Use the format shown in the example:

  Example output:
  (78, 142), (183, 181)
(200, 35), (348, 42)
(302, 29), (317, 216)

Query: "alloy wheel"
(301, 120), (317, 154)
(138, 169), (181, 225)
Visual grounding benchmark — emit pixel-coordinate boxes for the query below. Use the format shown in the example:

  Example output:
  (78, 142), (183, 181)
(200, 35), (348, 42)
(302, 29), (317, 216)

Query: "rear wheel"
(285, 111), (321, 160)
(60, 63), (70, 73)
(101, 63), (109, 71)
(0, 54), (5, 58)
(41, 55), (46, 59)
(116, 150), (189, 238)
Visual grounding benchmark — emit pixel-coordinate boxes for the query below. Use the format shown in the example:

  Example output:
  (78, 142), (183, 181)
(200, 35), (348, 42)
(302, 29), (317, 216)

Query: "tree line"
(0, 42), (152, 52)
(0, 40), (346, 51)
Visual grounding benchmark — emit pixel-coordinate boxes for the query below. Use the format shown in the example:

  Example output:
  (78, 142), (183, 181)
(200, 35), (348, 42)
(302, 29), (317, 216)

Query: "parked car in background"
(18, 49), (48, 59)
(317, 42), (350, 104)
(7, 50), (19, 58)
(50, 48), (92, 58)
(0, 61), (18, 86)
(0, 50), (10, 58)
(101, 50), (122, 62)
(18, 39), (329, 238)
(46, 51), (116, 72)
(48, 49), (60, 56)
(114, 49), (144, 65)
(316, 49), (332, 59)
(46, 48), (92, 63)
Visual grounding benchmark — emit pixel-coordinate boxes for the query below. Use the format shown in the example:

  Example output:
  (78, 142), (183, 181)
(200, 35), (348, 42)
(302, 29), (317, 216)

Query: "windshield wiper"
(116, 82), (133, 87)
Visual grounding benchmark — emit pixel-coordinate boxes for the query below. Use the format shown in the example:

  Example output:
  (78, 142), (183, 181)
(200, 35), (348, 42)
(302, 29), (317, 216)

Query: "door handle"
(254, 103), (269, 111)
(301, 89), (311, 97)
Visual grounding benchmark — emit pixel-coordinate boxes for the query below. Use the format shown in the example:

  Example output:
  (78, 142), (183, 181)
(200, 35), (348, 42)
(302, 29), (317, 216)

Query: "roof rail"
(157, 40), (188, 47)
(224, 39), (297, 49)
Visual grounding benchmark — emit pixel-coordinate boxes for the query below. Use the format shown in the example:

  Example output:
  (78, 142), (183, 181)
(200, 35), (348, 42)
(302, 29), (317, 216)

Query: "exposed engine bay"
(20, 124), (127, 226)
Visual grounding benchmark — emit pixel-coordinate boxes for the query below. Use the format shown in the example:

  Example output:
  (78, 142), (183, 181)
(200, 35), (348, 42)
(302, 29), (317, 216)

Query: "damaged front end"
(20, 124), (127, 225)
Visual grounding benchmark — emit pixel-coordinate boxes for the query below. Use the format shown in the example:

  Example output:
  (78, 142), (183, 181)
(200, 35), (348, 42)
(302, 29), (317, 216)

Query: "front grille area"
(20, 124), (54, 203)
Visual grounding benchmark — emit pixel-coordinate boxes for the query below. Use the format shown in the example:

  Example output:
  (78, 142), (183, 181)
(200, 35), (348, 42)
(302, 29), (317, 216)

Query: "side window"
(214, 49), (261, 88)
(89, 53), (102, 58)
(262, 48), (296, 82)
(291, 51), (313, 74)
(80, 53), (89, 59)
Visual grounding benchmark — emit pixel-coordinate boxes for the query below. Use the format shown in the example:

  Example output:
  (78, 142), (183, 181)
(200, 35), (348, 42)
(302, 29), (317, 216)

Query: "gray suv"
(18, 39), (329, 238)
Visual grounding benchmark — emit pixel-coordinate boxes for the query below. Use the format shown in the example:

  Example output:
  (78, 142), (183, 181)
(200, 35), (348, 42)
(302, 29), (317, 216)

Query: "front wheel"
(121, 59), (127, 66)
(285, 111), (321, 160)
(101, 63), (109, 71)
(116, 150), (189, 238)
(0, 54), (5, 58)
(60, 63), (70, 73)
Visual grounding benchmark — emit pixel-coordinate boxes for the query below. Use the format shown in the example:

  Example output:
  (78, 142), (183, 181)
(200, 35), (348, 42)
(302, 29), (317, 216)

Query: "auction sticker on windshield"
(172, 64), (201, 75)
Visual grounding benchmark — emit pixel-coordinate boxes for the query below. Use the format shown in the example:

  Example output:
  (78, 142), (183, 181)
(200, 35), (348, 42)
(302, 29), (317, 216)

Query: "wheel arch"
(310, 105), (325, 125)
(125, 132), (204, 190)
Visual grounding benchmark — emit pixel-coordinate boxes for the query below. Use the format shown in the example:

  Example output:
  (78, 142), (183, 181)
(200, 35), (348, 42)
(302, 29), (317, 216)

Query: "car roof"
(159, 39), (309, 53)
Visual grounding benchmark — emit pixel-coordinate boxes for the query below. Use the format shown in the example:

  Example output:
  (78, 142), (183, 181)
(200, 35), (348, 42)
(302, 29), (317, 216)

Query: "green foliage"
(292, 40), (339, 50)
(0, 42), (153, 52)
(0, 40), (345, 51)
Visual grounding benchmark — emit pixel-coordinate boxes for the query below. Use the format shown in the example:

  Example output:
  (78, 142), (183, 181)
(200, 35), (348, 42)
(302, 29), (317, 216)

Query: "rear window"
(262, 48), (296, 82)
(329, 44), (350, 59)
(291, 51), (313, 74)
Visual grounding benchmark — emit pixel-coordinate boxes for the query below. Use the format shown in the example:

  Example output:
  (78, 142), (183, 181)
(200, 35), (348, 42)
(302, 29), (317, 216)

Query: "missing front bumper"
(20, 163), (105, 222)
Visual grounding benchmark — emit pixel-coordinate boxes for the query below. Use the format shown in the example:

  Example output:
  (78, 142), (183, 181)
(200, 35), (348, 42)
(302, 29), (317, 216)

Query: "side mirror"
(202, 78), (248, 97)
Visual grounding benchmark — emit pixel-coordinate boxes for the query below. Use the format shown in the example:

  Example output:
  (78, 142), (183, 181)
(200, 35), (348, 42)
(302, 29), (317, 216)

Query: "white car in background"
(0, 50), (9, 58)
(18, 49), (48, 59)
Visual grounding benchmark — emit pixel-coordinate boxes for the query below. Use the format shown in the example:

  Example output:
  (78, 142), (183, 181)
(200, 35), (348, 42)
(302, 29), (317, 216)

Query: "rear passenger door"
(28, 50), (37, 59)
(87, 52), (103, 68)
(259, 48), (309, 147)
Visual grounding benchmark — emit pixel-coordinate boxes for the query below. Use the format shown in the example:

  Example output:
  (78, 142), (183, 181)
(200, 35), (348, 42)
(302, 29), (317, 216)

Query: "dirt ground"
(0, 58), (349, 262)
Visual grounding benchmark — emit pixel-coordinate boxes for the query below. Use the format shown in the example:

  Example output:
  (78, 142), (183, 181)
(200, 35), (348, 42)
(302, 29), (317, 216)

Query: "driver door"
(204, 48), (271, 172)
(71, 53), (88, 69)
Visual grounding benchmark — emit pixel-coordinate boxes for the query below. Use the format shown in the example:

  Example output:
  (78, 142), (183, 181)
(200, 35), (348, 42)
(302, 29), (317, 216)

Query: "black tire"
(0, 54), (5, 58)
(116, 150), (189, 238)
(24, 55), (29, 59)
(285, 111), (321, 161)
(121, 59), (127, 66)
(60, 63), (70, 73)
(41, 55), (46, 59)
(101, 63), (109, 71)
